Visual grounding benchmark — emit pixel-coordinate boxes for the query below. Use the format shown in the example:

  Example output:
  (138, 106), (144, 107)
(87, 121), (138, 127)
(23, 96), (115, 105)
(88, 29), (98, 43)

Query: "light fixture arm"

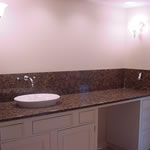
(133, 30), (137, 38)
(139, 22), (145, 32)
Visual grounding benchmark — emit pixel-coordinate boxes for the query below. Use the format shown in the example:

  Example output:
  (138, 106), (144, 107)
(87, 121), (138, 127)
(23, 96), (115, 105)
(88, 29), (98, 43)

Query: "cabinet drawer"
(79, 110), (95, 124)
(33, 115), (72, 134)
(0, 124), (24, 141)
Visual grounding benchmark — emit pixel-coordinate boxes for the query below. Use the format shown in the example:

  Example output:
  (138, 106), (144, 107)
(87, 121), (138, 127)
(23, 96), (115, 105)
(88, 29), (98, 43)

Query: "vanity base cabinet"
(0, 108), (98, 150)
(58, 124), (95, 150)
(1, 134), (50, 150)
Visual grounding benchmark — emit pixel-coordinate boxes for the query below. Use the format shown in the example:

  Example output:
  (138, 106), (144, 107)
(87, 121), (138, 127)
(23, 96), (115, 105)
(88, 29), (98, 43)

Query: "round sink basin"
(14, 93), (60, 108)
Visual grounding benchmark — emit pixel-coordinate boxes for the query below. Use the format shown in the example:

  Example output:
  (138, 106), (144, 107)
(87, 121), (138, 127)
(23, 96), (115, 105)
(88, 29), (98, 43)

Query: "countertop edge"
(0, 93), (150, 123)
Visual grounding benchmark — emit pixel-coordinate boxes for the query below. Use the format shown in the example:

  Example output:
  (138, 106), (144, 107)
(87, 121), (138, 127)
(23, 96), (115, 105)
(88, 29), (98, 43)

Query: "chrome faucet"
(24, 75), (36, 88)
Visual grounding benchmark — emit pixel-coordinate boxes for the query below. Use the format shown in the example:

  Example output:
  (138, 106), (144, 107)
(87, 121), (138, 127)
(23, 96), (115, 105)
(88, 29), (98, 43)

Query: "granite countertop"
(0, 88), (150, 122)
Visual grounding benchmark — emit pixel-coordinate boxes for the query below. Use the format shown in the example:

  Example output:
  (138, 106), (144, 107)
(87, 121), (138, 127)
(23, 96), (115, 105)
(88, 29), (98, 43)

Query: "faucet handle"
(33, 76), (36, 79)
(24, 75), (29, 81)
(24, 75), (36, 81)
(16, 77), (20, 80)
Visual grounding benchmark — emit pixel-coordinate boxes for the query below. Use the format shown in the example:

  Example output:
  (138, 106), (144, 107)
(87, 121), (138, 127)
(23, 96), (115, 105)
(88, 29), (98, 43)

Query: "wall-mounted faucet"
(17, 75), (36, 87)
(24, 75), (36, 88)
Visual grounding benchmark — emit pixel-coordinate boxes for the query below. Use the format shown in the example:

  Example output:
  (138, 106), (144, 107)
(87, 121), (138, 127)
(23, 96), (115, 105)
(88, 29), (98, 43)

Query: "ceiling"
(92, 0), (150, 8)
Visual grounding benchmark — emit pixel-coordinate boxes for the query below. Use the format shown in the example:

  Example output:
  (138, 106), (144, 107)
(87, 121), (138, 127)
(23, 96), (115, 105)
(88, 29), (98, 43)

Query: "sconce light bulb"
(0, 2), (8, 17)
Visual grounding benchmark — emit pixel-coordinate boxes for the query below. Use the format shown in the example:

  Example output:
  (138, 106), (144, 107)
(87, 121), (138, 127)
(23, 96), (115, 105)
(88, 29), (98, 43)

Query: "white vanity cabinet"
(139, 97), (150, 150)
(0, 108), (98, 150)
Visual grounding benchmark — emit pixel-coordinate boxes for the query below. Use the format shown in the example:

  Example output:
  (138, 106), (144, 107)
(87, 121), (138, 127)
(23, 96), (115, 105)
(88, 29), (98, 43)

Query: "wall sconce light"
(139, 22), (145, 32)
(128, 15), (149, 39)
(0, 2), (8, 18)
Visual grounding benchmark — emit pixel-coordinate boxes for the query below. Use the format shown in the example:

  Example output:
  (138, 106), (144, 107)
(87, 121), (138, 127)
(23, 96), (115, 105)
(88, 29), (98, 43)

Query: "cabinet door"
(1, 134), (50, 150)
(58, 124), (95, 150)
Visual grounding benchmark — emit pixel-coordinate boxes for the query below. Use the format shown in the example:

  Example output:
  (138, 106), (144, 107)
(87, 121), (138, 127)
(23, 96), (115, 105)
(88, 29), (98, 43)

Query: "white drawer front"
(0, 124), (24, 141)
(79, 110), (95, 124)
(33, 115), (72, 134)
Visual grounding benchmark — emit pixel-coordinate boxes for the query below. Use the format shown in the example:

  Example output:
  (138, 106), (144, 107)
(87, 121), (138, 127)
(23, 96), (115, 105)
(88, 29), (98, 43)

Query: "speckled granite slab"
(0, 88), (150, 122)
(124, 69), (150, 90)
(1, 69), (150, 103)
(0, 69), (124, 102)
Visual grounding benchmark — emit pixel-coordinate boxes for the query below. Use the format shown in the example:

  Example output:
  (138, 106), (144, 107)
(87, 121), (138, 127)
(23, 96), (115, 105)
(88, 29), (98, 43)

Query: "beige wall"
(124, 5), (150, 70)
(0, 0), (126, 74)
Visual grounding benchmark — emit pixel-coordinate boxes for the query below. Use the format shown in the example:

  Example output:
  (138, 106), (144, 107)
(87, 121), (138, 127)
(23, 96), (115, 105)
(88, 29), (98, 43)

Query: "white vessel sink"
(14, 93), (60, 108)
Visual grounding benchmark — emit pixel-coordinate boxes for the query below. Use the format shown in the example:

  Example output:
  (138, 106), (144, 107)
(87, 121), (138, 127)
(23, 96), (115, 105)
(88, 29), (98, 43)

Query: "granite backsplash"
(0, 68), (150, 102)
(124, 69), (150, 90)
(0, 69), (124, 102)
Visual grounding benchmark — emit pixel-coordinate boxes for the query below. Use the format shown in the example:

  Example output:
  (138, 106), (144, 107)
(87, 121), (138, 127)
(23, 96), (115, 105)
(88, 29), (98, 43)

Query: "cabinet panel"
(141, 119), (150, 131)
(33, 115), (72, 134)
(142, 100), (150, 110)
(141, 130), (150, 150)
(1, 134), (50, 150)
(142, 103), (150, 131)
(58, 124), (95, 150)
(79, 110), (95, 124)
(0, 124), (24, 141)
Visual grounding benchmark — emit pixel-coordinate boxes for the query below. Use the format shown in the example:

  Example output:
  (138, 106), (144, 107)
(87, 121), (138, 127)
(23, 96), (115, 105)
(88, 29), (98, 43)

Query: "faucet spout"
(24, 75), (36, 88)
(29, 77), (34, 88)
